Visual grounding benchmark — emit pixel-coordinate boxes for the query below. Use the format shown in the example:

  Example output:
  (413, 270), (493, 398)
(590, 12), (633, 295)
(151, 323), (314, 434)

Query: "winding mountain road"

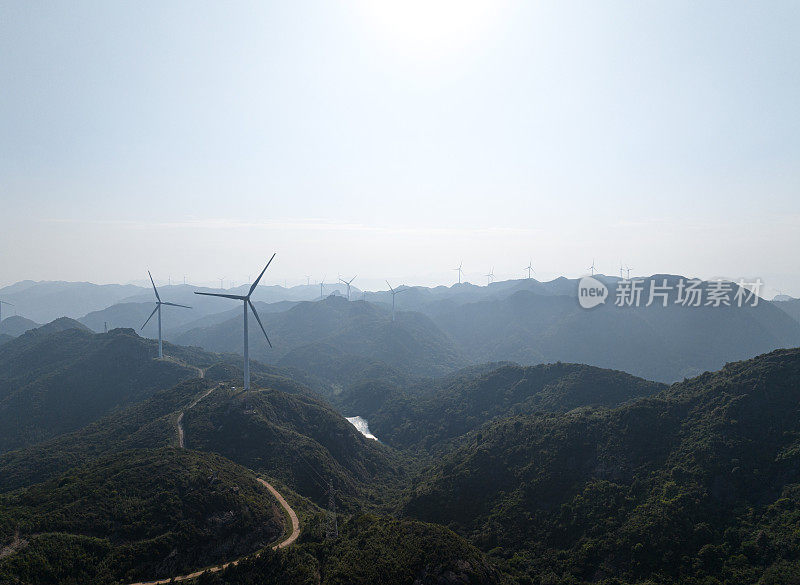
(125, 368), (301, 585)
(126, 476), (300, 585)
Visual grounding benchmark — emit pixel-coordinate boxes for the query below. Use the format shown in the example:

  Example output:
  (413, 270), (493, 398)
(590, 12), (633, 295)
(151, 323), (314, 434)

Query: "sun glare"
(356, 0), (504, 61)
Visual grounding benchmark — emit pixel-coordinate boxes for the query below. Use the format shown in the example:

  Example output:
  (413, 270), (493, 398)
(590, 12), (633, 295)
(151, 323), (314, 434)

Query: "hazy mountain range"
(2, 276), (798, 384)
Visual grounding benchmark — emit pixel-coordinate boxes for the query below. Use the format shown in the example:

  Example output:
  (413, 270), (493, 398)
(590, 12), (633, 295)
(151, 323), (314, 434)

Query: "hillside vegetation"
(404, 348), (800, 584)
(182, 386), (411, 510)
(366, 362), (664, 452)
(0, 449), (285, 585)
(194, 514), (509, 585)
(0, 327), (199, 452)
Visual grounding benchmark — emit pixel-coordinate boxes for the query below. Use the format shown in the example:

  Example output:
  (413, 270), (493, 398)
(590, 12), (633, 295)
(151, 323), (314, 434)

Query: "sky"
(1, 1), (799, 295)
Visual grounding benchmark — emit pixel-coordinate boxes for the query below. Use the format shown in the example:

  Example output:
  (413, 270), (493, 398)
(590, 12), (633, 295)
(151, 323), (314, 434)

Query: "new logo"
(578, 276), (608, 309)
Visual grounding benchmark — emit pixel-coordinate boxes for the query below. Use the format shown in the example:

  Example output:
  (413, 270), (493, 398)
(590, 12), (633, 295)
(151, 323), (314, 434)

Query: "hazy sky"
(2, 1), (799, 294)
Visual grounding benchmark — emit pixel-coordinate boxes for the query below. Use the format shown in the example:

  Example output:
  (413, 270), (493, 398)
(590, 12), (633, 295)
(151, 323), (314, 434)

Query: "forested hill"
(0, 326), (200, 452)
(403, 348), (800, 584)
(365, 362), (665, 452)
(0, 448), (285, 585)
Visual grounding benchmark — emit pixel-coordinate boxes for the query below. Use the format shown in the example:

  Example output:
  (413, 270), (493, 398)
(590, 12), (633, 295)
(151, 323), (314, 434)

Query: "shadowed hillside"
(0, 325), (199, 452)
(177, 295), (466, 377)
(182, 385), (411, 510)
(0, 449), (285, 585)
(403, 348), (800, 584)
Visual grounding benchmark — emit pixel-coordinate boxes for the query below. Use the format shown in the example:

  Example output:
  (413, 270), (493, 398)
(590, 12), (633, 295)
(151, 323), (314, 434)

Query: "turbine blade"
(194, 292), (247, 300)
(248, 299), (272, 348)
(386, 280), (394, 292)
(141, 305), (159, 329)
(148, 271), (161, 302)
(161, 302), (191, 308)
(249, 252), (276, 297)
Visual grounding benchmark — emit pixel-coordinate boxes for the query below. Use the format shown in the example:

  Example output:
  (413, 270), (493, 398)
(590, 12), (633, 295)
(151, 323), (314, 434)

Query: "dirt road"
(126, 477), (301, 585)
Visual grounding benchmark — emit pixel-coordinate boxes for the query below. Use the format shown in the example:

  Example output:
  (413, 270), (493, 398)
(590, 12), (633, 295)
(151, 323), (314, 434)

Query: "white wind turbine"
(386, 281), (411, 322)
(319, 275), (326, 299)
(524, 260), (534, 279)
(339, 275), (357, 301)
(485, 268), (495, 286)
(625, 265), (633, 279)
(194, 254), (275, 390)
(587, 259), (597, 276)
(141, 271), (191, 359)
(0, 299), (14, 323)
(453, 261), (464, 284)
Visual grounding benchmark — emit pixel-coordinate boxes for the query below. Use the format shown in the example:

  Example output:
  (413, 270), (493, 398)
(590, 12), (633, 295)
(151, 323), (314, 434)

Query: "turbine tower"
(319, 275), (326, 299)
(525, 260), (534, 279)
(305, 275), (311, 286)
(453, 261), (464, 284)
(619, 263), (624, 279)
(485, 268), (495, 286)
(587, 259), (597, 276)
(194, 254), (275, 390)
(625, 265), (633, 279)
(386, 281), (410, 322)
(0, 300), (14, 322)
(339, 275), (357, 301)
(141, 271), (191, 359)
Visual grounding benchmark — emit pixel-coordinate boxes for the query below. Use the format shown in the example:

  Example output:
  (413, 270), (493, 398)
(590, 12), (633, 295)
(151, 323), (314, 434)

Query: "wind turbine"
(305, 275), (311, 286)
(587, 259), (597, 276)
(339, 275), (357, 301)
(319, 275), (326, 299)
(619, 263), (624, 279)
(194, 254), (275, 390)
(485, 268), (495, 286)
(386, 281), (410, 322)
(525, 260), (534, 279)
(219, 277), (225, 289)
(625, 265), (633, 279)
(0, 300), (13, 323)
(141, 271), (191, 359)
(453, 261), (464, 284)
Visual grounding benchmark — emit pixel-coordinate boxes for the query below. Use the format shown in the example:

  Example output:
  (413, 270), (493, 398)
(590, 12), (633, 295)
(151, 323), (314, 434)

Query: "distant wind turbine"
(0, 299), (14, 322)
(587, 259), (597, 276)
(141, 271), (191, 359)
(305, 275), (311, 286)
(386, 281), (411, 322)
(194, 254), (276, 390)
(485, 268), (495, 285)
(339, 275), (357, 301)
(219, 277), (225, 289)
(625, 265), (633, 279)
(619, 263), (624, 279)
(453, 261), (464, 284)
(319, 275), (326, 299)
(525, 260), (534, 279)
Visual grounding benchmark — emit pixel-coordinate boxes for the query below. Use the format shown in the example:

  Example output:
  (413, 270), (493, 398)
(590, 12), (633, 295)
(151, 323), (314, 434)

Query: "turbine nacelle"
(142, 270), (191, 359)
(194, 253), (276, 389)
